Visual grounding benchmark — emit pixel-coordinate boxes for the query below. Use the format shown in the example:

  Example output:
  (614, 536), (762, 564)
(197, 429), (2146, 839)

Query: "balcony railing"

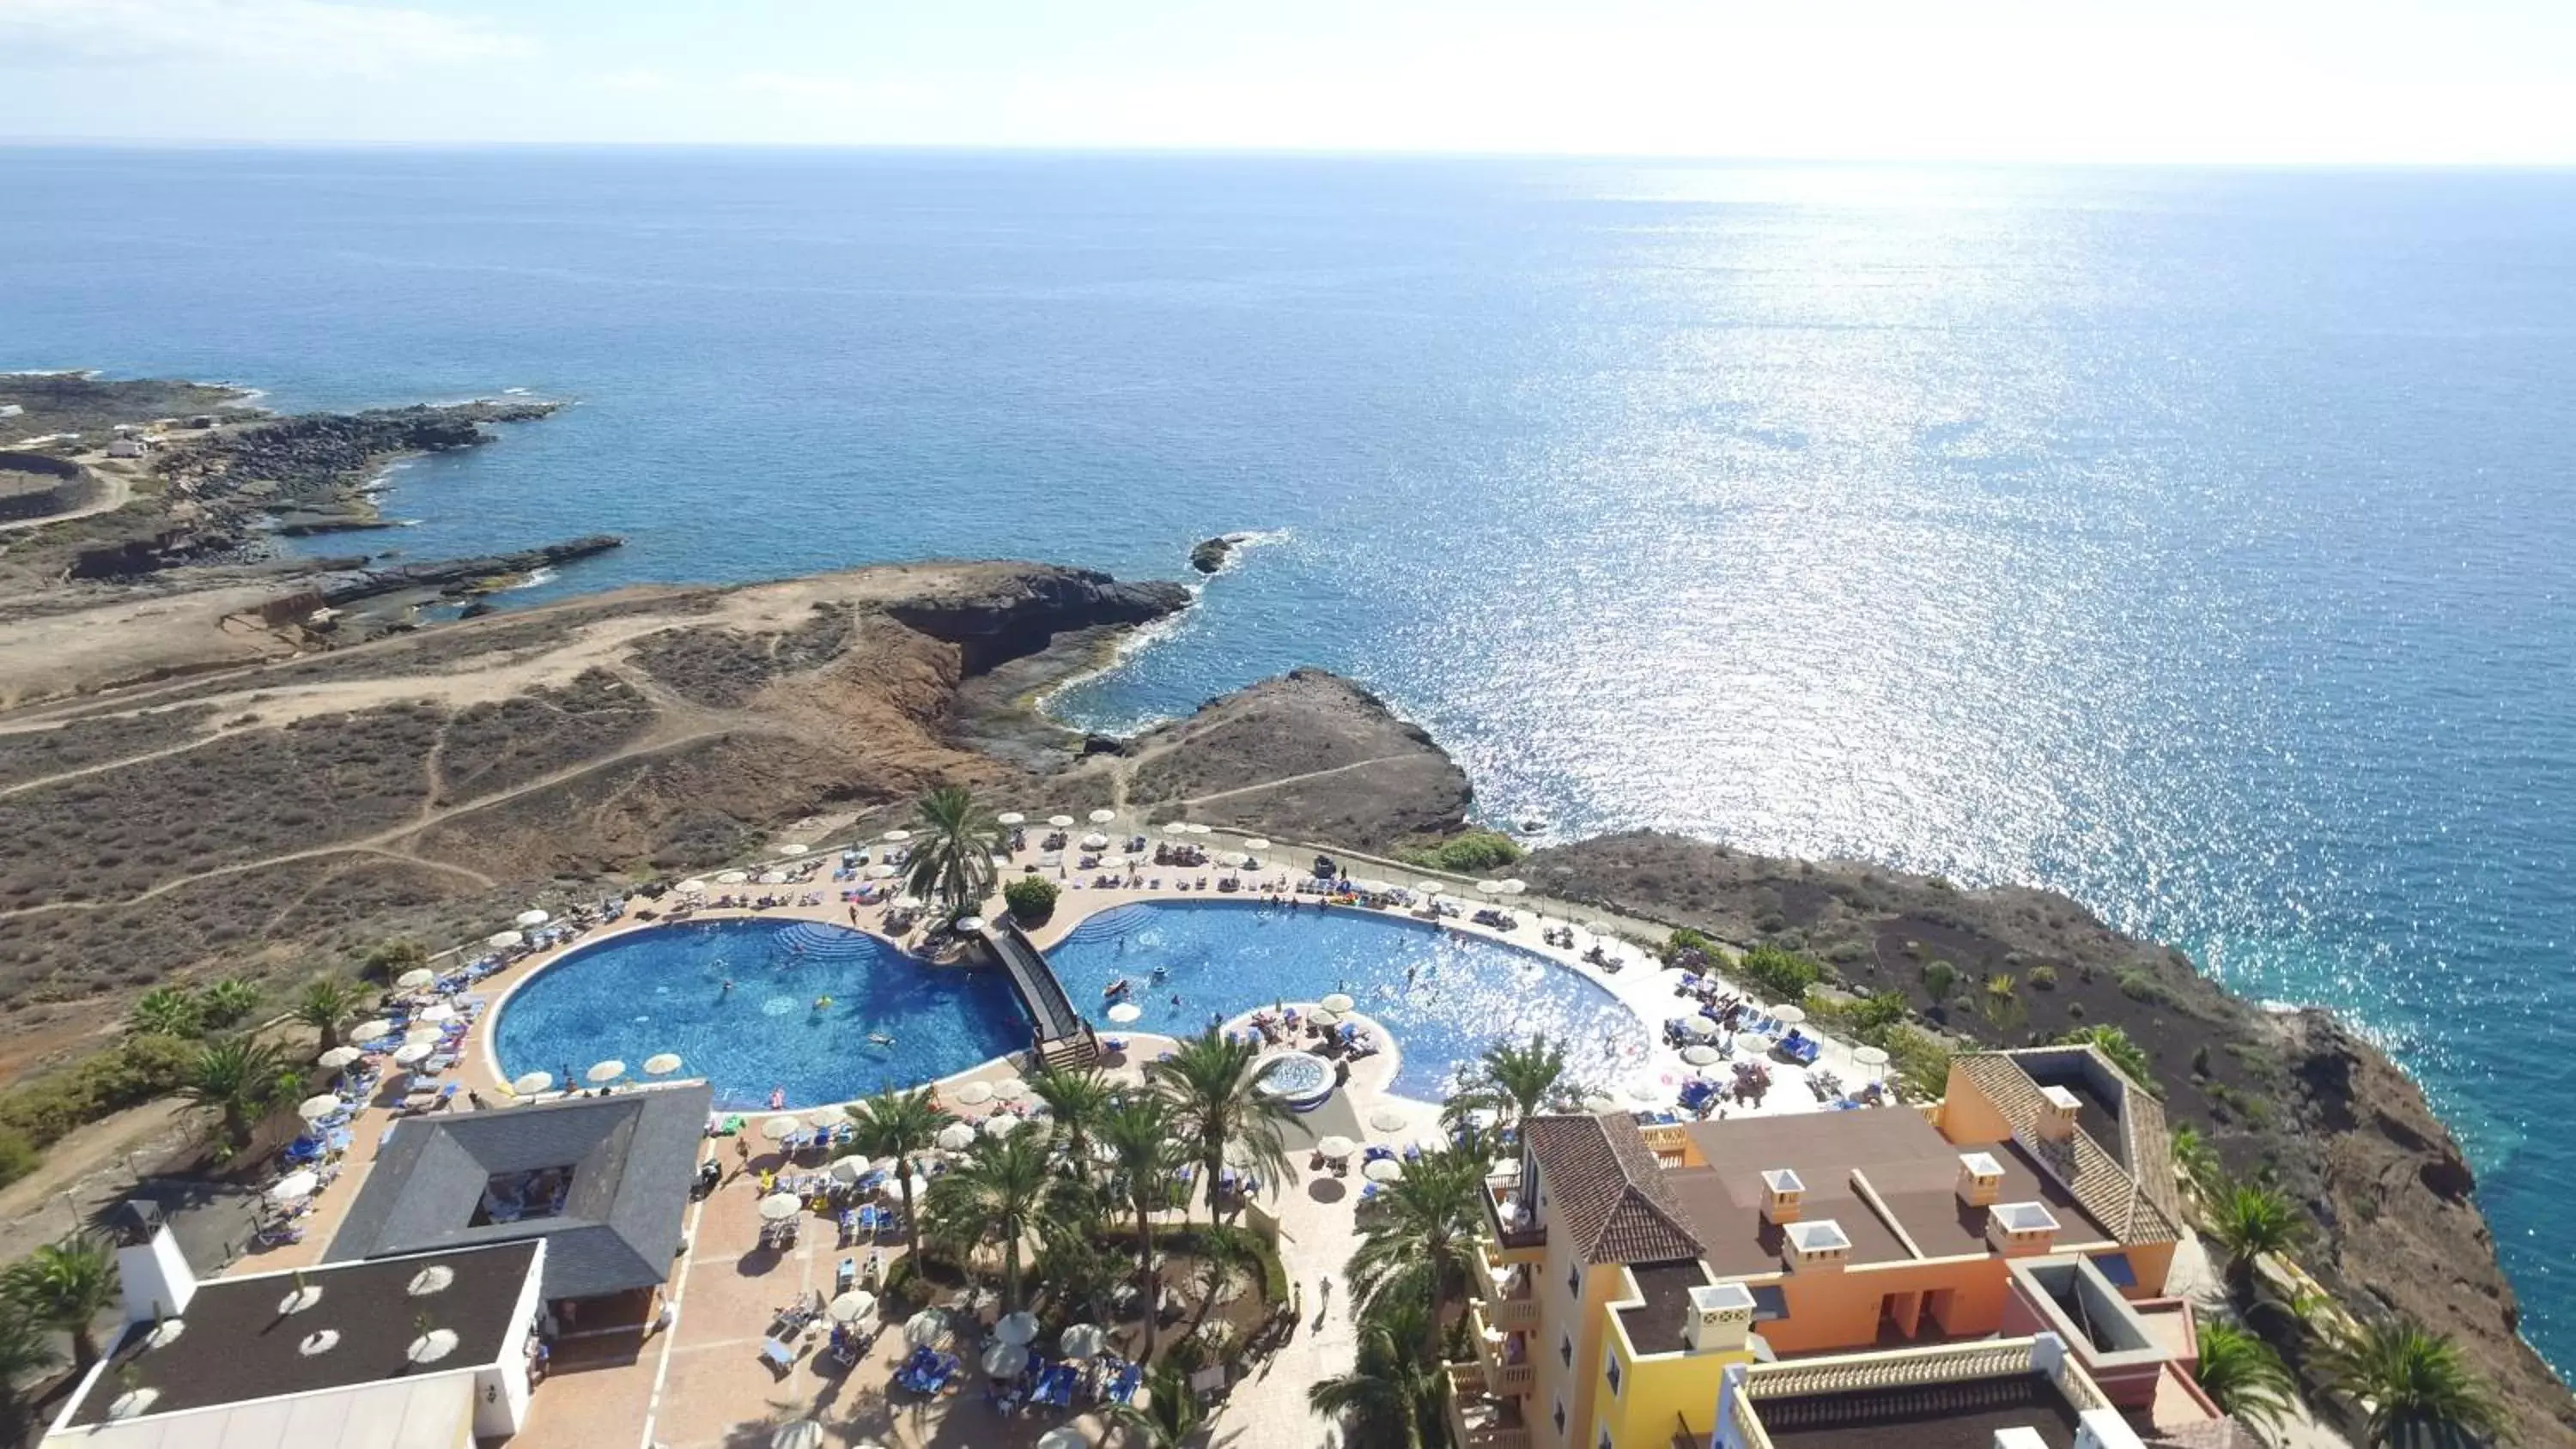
(1742, 1338), (2039, 1400)
(1448, 1364), (1534, 1449)
(1491, 1292), (1539, 1332)
(1468, 1303), (1539, 1397)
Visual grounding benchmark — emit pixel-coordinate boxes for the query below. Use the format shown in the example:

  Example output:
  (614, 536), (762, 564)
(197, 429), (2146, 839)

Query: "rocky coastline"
(0, 376), (2563, 1440)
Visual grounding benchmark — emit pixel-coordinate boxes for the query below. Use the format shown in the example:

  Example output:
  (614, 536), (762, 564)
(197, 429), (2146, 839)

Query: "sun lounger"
(759, 1337), (799, 1375)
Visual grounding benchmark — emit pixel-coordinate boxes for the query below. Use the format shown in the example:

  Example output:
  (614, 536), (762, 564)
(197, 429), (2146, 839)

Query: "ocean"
(4, 148), (2572, 1363)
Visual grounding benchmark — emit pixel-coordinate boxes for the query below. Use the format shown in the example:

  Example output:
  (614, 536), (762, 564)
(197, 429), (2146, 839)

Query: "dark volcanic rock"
(1189, 536), (1235, 573)
(315, 535), (624, 607)
(884, 565), (1191, 676)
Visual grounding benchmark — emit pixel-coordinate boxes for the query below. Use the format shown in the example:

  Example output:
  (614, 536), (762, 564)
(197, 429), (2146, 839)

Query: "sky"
(3, 0), (2574, 163)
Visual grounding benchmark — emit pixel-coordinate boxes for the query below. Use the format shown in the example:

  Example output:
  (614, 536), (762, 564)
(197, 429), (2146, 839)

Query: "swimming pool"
(491, 919), (1030, 1111)
(1047, 900), (1645, 1099)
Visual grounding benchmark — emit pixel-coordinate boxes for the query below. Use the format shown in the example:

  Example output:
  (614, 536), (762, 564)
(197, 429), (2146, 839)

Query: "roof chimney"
(2034, 1086), (2081, 1144)
(1985, 1201), (2061, 1258)
(1994, 1429), (2052, 1449)
(2072, 1408), (2151, 1449)
(1682, 1282), (1757, 1355)
(1783, 1219), (1851, 1273)
(1759, 1168), (1804, 1225)
(1956, 1152), (2005, 1207)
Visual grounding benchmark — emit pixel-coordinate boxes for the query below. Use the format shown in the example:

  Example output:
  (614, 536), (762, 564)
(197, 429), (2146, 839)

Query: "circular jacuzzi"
(1255, 1049), (1334, 1110)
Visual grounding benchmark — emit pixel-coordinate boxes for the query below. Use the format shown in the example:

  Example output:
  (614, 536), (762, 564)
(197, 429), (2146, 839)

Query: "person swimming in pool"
(867, 1030), (896, 1047)
(813, 995), (833, 1012)
(720, 978), (734, 995)
(1149, 965), (1169, 982)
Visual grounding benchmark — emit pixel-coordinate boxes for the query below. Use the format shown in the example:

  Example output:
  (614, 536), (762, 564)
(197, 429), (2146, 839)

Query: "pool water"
(491, 919), (1030, 1111)
(1047, 900), (1645, 1100)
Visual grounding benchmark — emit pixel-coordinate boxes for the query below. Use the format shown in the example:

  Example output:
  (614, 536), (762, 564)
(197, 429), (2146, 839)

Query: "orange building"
(1452, 1046), (2223, 1449)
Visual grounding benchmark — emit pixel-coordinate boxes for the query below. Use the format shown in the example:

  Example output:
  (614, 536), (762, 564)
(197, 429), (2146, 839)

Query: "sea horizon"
(5, 146), (2572, 1370)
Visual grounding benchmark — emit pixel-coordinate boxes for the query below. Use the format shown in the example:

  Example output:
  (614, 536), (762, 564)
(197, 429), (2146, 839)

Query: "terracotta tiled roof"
(1522, 1113), (1704, 1264)
(1955, 1051), (2181, 1246)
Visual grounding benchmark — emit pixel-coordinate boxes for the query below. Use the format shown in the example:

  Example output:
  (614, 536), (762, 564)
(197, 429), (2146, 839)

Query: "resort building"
(325, 1082), (711, 1331)
(1458, 1046), (2222, 1449)
(41, 1204), (548, 1448)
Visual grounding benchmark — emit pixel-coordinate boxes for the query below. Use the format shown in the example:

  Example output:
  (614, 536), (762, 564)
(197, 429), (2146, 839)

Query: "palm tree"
(2057, 1024), (2157, 1093)
(923, 1132), (1053, 1311)
(1309, 1296), (1448, 1449)
(2202, 1179), (2310, 1304)
(1027, 1064), (1115, 1179)
(841, 1088), (954, 1265)
(1346, 1144), (1488, 1353)
(1440, 1033), (1570, 1131)
(1033, 1174), (1121, 1326)
(903, 785), (1002, 915)
(1107, 1362), (1205, 1449)
(2193, 1314), (2300, 1440)
(0, 1308), (60, 1437)
(2318, 1318), (2507, 1448)
(1096, 1094), (1182, 1355)
(179, 1037), (287, 1154)
(1149, 1028), (1296, 1222)
(2171, 1123), (2223, 1198)
(126, 985), (201, 1039)
(1, 1235), (118, 1372)
(290, 977), (366, 1052)
(197, 978), (262, 1029)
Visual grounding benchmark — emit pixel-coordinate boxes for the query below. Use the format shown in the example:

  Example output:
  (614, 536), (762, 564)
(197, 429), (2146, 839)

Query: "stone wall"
(0, 450), (99, 523)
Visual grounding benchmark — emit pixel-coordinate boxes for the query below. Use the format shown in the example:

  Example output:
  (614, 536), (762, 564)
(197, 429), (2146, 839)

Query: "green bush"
(0, 1034), (198, 1157)
(0, 1127), (39, 1188)
(1738, 944), (1821, 1001)
(357, 938), (428, 983)
(1881, 1026), (1954, 1100)
(1002, 876), (1060, 923)
(1921, 960), (1959, 999)
(1398, 830), (1522, 874)
(2027, 964), (2058, 990)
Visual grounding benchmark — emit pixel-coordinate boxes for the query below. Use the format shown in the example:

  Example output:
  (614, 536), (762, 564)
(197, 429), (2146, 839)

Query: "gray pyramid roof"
(325, 1083), (712, 1300)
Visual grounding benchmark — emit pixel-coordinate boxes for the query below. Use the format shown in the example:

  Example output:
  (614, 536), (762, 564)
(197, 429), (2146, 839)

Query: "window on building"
(1552, 1398), (1567, 1436)
(1559, 1331), (1574, 1367)
(1605, 1351), (1623, 1397)
(1566, 1260), (1582, 1299)
(1748, 1283), (1791, 1322)
(1599, 1429), (1614, 1449)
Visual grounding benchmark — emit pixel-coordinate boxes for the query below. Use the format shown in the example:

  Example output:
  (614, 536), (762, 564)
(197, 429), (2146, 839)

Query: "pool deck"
(241, 831), (1884, 1449)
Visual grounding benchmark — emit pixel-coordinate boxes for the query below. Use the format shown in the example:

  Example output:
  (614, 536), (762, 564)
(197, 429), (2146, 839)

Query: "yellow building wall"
(1935, 1065), (2017, 1145)
(1592, 1329), (1745, 1449)
(1524, 1196), (1637, 1448)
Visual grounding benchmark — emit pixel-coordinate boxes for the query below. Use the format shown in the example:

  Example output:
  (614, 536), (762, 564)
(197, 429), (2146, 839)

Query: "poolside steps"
(769, 921), (882, 963)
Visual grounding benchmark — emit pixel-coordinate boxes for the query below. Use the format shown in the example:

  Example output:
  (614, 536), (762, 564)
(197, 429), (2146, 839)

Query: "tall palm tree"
(1096, 1094), (1183, 1356)
(1149, 1028), (1295, 1222)
(1, 1235), (118, 1372)
(0, 1308), (60, 1438)
(2202, 1179), (2310, 1305)
(2318, 1319), (2507, 1448)
(2170, 1123), (2223, 1199)
(197, 979), (262, 1029)
(2192, 1314), (2300, 1440)
(1346, 1144), (1489, 1354)
(1440, 1033), (1570, 1131)
(1107, 1362), (1205, 1449)
(179, 1038), (287, 1154)
(1027, 1065), (1115, 1180)
(1309, 1296), (1448, 1449)
(841, 1088), (954, 1265)
(922, 1132), (1053, 1312)
(903, 785), (1002, 915)
(290, 977), (366, 1052)
(126, 985), (202, 1040)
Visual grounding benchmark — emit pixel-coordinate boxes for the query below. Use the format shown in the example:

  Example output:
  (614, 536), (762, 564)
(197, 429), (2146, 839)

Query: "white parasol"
(1036, 1430), (1089, 1449)
(951, 1081), (995, 1106)
(995, 812), (1026, 827)
(396, 969), (435, 989)
(882, 829), (912, 843)
(1185, 822), (1212, 835)
(1048, 815), (1075, 828)
(391, 1042), (432, 1066)
(296, 1094), (343, 1121)
(778, 843), (810, 857)
(935, 1123), (977, 1150)
(1242, 839), (1272, 852)
(1305, 1008), (1340, 1028)
(1367, 1105), (1406, 1132)
(1475, 880), (1505, 895)
(1314, 1135), (1357, 1160)
(1416, 881), (1446, 895)
(269, 1169), (320, 1203)
(982, 1341), (1029, 1378)
(1581, 1094), (1620, 1114)
(1162, 823), (1192, 838)
(643, 1052), (683, 1076)
(1770, 1004), (1807, 1027)
(903, 1309), (946, 1347)
(956, 915), (986, 932)
(676, 879), (708, 894)
(486, 931), (523, 949)
(1081, 833), (1110, 849)
(317, 1046), (364, 1070)
(1626, 1077), (1668, 1105)
(512, 1070), (554, 1094)
(1106, 1002), (1142, 1023)
(417, 1003), (456, 1023)
(983, 1113), (1022, 1139)
(1681, 1045), (1721, 1065)
(1321, 992), (1355, 1013)
(828, 1155), (871, 1185)
(715, 870), (749, 884)
(992, 1077), (1030, 1101)
(1059, 1322), (1108, 1359)
(829, 1289), (877, 1323)
(1498, 879), (1528, 894)
(1363, 1157), (1403, 1182)
(586, 1060), (625, 1084)
(865, 864), (897, 880)
(760, 1113), (802, 1141)
(771, 1422), (824, 1449)
(1088, 809), (1116, 824)
(515, 909), (550, 928)
(757, 1192), (803, 1222)
(406, 1329), (459, 1365)
(995, 1310), (1041, 1345)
